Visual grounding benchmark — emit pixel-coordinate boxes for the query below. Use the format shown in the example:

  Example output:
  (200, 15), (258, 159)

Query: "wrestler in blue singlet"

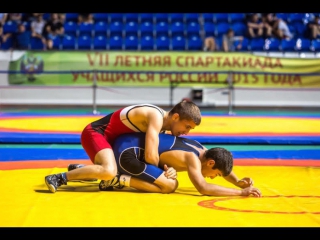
(112, 132), (204, 183)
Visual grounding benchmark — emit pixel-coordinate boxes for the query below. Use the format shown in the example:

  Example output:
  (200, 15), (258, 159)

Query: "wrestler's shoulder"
(130, 104), (164, 115)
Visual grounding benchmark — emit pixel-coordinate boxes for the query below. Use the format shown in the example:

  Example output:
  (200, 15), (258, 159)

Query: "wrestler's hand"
(164, 164), (177, 179)
(241, 186), (262, 197)
(237, 177), (254, 188)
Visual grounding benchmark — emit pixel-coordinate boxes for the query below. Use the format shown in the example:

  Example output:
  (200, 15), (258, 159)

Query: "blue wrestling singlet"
(112, 132), (204, 183)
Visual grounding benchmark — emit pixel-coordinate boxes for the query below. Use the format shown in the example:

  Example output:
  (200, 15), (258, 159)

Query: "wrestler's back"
(113, 132), (203, 171)
(158, 134), (203, 171)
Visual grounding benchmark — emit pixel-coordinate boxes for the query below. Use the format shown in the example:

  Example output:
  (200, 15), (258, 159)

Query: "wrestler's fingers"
(239, 179), (248, 184)
(166, 171), (177, 179)
(251, 189), (261, 197)
(250, 192), (258, 197)
(166, 170), (177, 177)
(163, 164), (168, 170)
(166, 167), (175, 173)
(241, 178), (254, 186)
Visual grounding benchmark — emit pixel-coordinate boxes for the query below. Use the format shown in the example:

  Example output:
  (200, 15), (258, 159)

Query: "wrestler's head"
(201, 147), (233, 178)
(167, 100), (201, 136)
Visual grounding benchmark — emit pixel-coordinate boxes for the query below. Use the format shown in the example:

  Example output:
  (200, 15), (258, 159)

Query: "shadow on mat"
(35, 184), (204, 195)
(34, 182), (100, 193)
(175, 187), (204, 196)
(35, 183), (152, 193)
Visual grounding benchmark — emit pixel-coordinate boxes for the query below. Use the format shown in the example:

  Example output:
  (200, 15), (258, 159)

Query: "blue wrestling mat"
(1, 132), (320, 145)
(1, 144), (320, 161)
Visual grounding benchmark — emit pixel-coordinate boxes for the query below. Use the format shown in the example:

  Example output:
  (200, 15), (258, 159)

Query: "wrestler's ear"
(207, 159), (215, 167)
(171, 113), (180, 121)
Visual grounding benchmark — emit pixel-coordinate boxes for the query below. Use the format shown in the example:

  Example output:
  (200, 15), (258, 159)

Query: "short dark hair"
(169, 100), (201, 125)
(205, 147), (233, 176)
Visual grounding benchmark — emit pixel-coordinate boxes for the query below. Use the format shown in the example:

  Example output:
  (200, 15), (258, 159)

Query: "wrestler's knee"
(94, 149), (118, 179)
(161, 179), (178, 194)
(99, 164), (118, 180)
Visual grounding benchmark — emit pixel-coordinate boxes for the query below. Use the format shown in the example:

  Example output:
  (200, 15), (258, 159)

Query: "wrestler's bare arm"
(127, 107), (164, 166)
(186, 154), (259, 197)
(144, 109), (165, 166)
(223, 171), (254, 189)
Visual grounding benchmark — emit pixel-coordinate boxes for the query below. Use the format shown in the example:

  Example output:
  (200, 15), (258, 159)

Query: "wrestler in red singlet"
(81, 104), (164, 162)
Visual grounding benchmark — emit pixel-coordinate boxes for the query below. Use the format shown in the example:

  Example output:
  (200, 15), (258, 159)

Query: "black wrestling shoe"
(45, 173), (67, 193)
(67, 164), (85, 171)
(99, 173), (124, 191)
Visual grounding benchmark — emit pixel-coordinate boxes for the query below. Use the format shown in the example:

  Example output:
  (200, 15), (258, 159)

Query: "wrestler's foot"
(45, 173), (67, 193)
(99, 173), (124, 191)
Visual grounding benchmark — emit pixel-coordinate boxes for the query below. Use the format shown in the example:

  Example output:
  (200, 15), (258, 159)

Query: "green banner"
(8, 51), (320, 88)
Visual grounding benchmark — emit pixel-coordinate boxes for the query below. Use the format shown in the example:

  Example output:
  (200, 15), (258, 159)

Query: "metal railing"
(2, 69), (320, 115)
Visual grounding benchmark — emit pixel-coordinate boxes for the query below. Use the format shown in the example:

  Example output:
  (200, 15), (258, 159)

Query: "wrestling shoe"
(67, 164), (85, 171)
(67, 164), (97, 182)
(99, 173), (125, 191)
(45, 173), (67, 193)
